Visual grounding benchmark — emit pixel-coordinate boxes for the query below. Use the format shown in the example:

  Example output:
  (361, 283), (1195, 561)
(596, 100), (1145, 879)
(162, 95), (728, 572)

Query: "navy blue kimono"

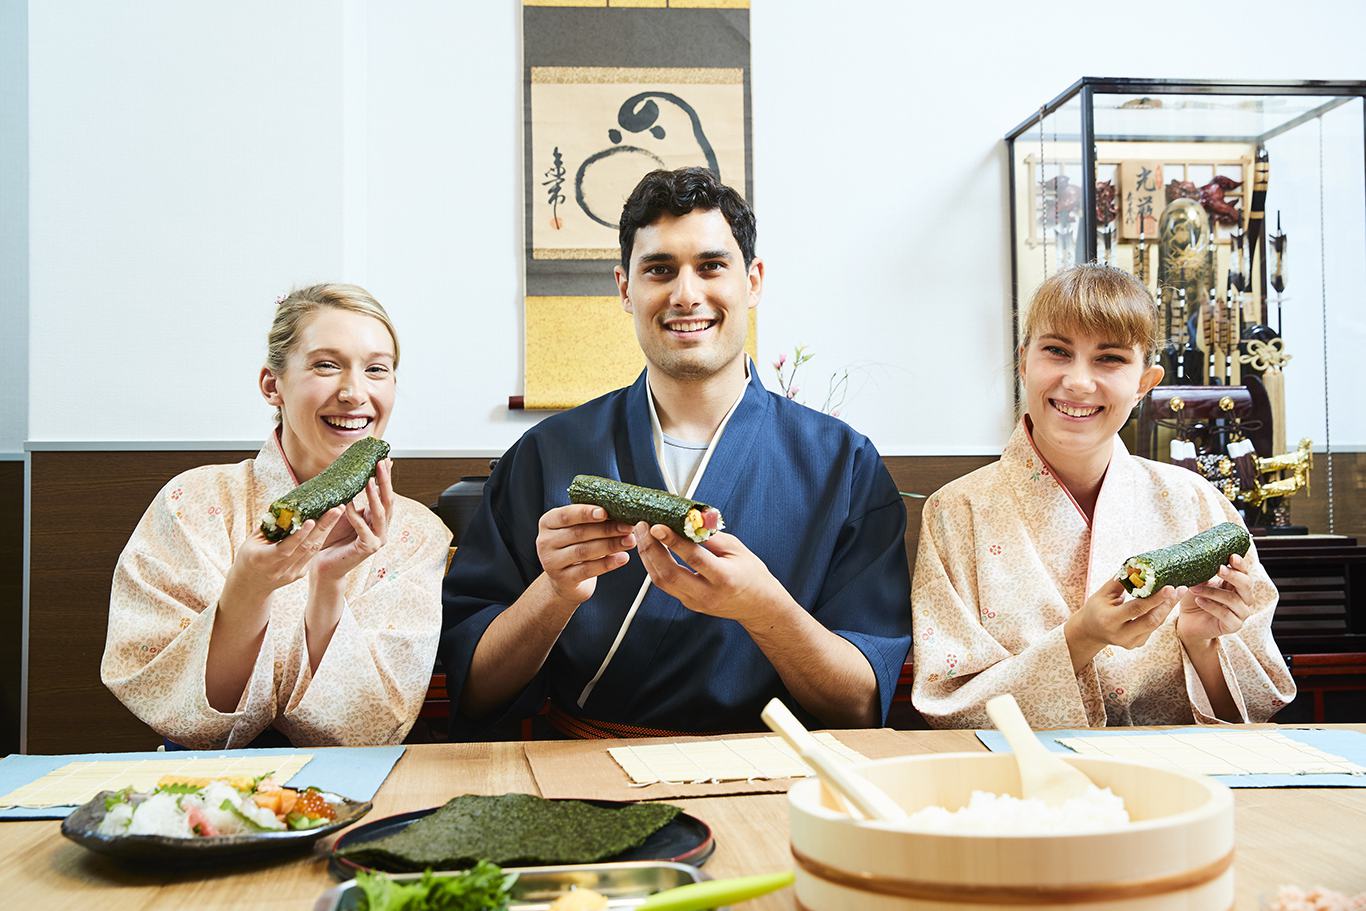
(440, 367), (911, 736)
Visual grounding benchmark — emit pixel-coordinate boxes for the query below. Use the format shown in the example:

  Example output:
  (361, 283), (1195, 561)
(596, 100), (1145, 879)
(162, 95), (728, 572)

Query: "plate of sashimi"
(60, 774), (371, 863)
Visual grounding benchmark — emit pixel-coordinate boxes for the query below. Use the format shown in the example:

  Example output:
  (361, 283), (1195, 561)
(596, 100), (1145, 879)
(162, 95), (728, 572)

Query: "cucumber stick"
(1117, 522), (1252, 597)
(567, 474), (724, 543)
(260, 437), (389, 542)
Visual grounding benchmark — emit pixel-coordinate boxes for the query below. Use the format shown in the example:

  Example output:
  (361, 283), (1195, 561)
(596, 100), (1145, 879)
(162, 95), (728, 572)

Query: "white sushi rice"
(902, 785), (1130, 835)
(1117, 559), (1158, 598)
(123, 792), (190, 836)
(97, 801), (134, 835)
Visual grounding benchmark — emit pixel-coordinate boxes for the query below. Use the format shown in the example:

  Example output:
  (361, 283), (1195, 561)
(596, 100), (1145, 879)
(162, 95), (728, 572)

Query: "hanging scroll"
(521, 0), (755, 410)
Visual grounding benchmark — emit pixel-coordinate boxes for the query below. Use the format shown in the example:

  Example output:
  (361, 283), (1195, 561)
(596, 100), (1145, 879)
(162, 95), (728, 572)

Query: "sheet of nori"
(336, 794), (682, 871)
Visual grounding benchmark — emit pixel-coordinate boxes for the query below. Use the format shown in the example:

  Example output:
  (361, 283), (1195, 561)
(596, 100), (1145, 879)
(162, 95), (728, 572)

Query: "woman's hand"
(309, 459), (396, 587)
(224, 507), (346, 604)
(1176, 553), (1256, 644)
(1063, 577), (1185, 673)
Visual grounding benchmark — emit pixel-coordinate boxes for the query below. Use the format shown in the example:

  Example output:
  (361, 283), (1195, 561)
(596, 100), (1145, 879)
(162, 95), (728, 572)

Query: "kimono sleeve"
(1178, 486), (1296, 723)
(438, 439), (551, 736)
(911, 491), (1097, 730)
(809, 440), (912, 725)
(275, 500), (451, 745)
(101, 470), (277, 749)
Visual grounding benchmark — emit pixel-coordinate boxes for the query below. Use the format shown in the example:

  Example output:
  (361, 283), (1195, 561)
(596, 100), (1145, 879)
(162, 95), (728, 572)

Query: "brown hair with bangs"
(1021, 264), (1160, 364)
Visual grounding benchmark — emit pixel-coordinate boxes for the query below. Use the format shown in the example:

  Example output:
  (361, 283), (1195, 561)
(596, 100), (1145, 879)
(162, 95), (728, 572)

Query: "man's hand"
(1176, 553), (1256, 644)
(633, 523), (788, 627)
(536, 505), (636, 606)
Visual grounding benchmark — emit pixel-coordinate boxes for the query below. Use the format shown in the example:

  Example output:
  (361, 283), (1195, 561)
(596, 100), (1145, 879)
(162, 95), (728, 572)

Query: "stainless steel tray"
(312, 860), (712, 910)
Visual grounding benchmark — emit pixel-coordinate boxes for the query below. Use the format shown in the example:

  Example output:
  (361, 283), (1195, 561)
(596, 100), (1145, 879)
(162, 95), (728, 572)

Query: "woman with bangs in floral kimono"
(911, 264), (1294, 729)
(101, 284), (451, 749)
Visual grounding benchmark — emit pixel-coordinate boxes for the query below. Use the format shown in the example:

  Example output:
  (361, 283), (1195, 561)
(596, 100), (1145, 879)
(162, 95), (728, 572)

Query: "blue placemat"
(975, 727), (1366, 788)
(0, 745), (405, 820)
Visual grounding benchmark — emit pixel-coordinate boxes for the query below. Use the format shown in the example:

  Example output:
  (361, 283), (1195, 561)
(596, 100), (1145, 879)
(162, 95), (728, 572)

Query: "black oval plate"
(61, 789), (372, 866)
(328, 799), (715, 880)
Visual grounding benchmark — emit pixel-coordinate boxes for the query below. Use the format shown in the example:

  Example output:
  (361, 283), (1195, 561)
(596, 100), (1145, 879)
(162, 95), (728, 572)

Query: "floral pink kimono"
(102, 433), (452, 748)
(911, 419), (1295, 729)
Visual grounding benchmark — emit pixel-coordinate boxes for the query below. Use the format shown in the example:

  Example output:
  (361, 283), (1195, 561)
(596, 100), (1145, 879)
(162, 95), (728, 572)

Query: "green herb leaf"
(103, 788), (132, 812)
(355, 861), (513, 911)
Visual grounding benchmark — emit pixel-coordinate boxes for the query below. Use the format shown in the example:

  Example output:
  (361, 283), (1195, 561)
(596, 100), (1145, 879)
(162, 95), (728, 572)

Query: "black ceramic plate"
(328, 799), (715, 880)
(61, 789), (372, 865)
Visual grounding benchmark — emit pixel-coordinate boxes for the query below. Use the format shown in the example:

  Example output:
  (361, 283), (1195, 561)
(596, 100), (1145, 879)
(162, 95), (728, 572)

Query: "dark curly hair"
(618, 167), (757, 272)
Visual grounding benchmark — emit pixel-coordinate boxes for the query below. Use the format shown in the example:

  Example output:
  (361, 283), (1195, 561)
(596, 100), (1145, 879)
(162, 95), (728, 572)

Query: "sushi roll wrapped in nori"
(568, 474), (724, 544)
(260, 437), (390, 542)
(1116, 522), (1252, 598)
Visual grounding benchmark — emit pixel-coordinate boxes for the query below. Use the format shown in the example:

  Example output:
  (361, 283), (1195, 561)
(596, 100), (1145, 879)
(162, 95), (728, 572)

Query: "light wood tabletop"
(2, 727), (1364, 909)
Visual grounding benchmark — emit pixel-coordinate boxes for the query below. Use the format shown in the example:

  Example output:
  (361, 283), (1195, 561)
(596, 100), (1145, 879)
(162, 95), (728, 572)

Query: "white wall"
(0, 0), (27, 455)
(19, 0), (1366, 456)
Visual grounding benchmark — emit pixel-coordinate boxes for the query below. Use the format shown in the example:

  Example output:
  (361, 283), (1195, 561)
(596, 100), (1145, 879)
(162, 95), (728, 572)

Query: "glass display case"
(1006, 79), (1366, 535)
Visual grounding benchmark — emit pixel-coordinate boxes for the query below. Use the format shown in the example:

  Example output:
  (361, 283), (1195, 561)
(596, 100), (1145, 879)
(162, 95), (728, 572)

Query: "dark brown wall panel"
(24, 449), (1366, 754)
(27, 451), (251, 754)
(1, 461), (23, 756)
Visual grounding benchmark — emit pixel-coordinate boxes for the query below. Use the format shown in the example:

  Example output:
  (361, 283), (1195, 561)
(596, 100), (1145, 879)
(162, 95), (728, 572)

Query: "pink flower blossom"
(787, 386), (799, 398)
(774, 353), (787, 369)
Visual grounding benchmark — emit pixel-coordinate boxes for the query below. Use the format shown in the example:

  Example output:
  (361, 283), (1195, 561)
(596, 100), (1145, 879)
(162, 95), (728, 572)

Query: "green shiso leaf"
(337, 794), (681, 872)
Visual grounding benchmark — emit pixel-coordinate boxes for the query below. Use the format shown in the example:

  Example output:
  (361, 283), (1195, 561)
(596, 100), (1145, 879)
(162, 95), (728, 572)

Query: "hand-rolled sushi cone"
(260, 437), (390, 542)
(1117, 522), (1252, 598)
(788, 752), (1234, 910)
(567, 475), (724, 543)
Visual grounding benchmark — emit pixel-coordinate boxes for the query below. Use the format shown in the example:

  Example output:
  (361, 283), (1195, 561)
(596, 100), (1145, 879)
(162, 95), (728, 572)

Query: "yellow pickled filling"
(685, 508), (702, 532)
(275, 508), (294, 529)
(1128, 569), (1146, 588)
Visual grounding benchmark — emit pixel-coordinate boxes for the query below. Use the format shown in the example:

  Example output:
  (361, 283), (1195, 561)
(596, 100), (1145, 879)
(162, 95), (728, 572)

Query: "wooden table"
(3, 728), (1365, 909)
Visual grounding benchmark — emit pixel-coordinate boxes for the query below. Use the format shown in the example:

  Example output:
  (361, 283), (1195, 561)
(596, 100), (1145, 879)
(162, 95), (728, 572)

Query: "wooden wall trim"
(22, 449), (1366, 755)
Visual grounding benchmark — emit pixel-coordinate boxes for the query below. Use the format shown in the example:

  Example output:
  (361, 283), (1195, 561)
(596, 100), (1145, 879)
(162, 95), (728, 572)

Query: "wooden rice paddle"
(760, 698), (905, 823)
(985, 693), (1095, 807)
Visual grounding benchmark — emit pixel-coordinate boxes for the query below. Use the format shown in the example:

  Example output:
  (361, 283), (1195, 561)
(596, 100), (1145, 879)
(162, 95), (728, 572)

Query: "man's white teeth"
(1054, 401), (1101, 418)
(324, 416), (370, 430)
(669, 320), (714, 333)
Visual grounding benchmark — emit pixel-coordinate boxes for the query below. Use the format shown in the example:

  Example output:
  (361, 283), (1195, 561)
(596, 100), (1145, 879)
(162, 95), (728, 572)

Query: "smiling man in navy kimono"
(440, 168), (910, 738)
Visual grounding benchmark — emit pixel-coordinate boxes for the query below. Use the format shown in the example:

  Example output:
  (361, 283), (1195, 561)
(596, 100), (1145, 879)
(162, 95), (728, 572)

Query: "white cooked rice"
(124, 792), (191, 837)
(97, 801), (134, 836)
(902, 785), (1130, 835)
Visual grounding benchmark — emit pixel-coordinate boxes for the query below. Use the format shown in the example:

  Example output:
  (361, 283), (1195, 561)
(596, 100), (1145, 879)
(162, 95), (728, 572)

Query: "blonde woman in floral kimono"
(102, 284), (452, 748)
(912, 264), (1294, 729)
